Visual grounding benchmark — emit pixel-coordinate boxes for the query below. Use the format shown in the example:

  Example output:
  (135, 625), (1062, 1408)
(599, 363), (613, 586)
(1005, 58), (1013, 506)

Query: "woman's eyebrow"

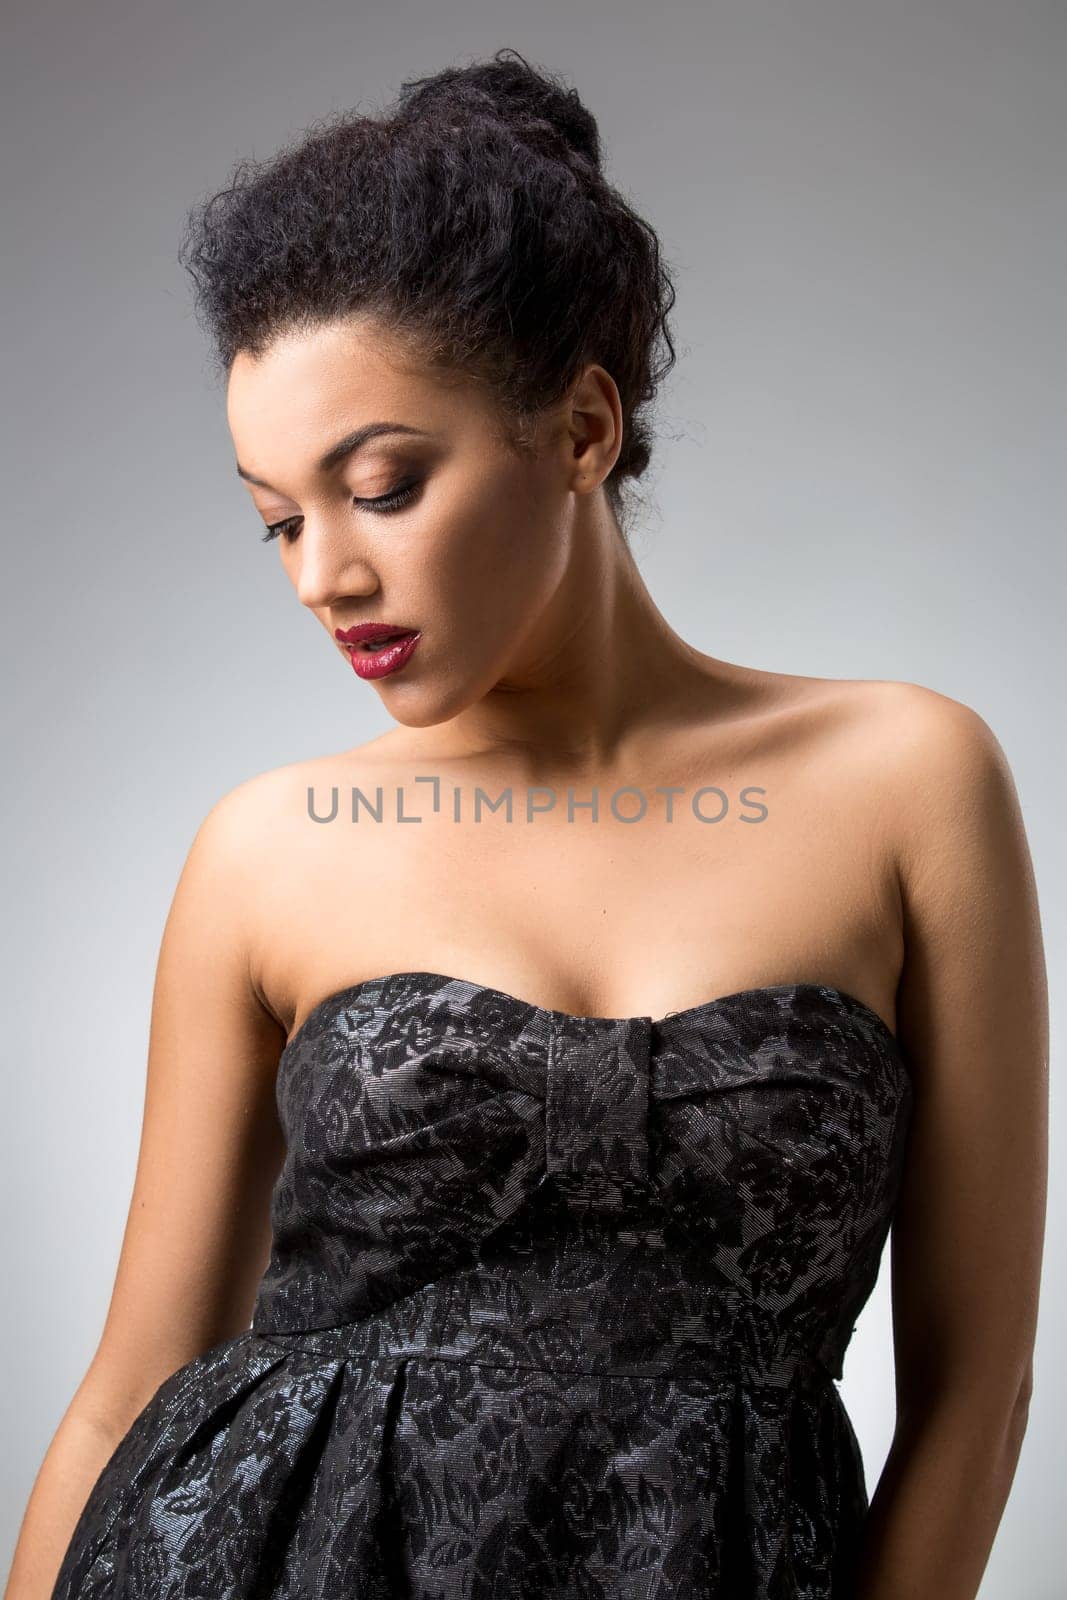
(235, 421), (433, 489)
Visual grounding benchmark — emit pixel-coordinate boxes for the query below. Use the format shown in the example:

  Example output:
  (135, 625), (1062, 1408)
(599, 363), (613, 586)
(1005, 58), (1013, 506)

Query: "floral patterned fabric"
(52, 972), (913, 1598)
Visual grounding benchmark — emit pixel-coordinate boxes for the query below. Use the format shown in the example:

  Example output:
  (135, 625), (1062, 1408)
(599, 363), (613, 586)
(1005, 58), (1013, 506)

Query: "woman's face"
(227, 315), (613, 728)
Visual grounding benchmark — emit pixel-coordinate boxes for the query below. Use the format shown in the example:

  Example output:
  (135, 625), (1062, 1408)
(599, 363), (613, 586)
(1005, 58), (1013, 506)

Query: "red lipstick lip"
(334, 622), (418, 644)
(334, 624), (423, 681)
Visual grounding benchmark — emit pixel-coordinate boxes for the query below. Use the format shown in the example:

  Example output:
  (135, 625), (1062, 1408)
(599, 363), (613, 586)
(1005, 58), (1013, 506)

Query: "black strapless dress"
(52, 972), (913, 1599)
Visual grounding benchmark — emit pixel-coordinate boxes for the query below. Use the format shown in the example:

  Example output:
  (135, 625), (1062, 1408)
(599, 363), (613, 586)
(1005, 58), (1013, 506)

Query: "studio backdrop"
(2, 4), (1063, 1596)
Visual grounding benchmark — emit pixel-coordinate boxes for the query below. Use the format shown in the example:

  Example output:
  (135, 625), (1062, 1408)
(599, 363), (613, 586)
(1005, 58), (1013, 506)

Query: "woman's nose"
(292, 520), (376, 612)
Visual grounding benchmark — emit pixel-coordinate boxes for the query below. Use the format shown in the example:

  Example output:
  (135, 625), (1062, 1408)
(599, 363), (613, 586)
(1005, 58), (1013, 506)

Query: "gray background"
(2, 2), (1063, 1592)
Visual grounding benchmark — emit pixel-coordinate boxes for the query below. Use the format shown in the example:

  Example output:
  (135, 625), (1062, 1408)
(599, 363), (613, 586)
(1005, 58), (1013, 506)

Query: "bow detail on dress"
(411, 1010), (652, 1184)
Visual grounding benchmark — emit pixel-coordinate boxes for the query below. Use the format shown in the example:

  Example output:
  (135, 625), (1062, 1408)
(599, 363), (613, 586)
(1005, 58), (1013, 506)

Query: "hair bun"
(395, 47), (601, 171)
(180, 47), (676, 536)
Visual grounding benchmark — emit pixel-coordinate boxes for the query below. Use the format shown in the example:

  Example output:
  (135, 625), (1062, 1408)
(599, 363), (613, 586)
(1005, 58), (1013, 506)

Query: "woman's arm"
(4, 781), (288, 1600)
(854, 685), (1049, 1600)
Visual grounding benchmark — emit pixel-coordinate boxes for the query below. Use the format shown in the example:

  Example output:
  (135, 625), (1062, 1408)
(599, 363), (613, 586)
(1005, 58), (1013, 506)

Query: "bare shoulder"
(843, 679), (1045, 1056)
(829, 678), (1021, 873)
(791, 672), (1001, 748)
(768, 672), (1013, 794)
(846, 676), (1009, 768)
(195, 734), (396, 857)
(734, 672), (1024, 911)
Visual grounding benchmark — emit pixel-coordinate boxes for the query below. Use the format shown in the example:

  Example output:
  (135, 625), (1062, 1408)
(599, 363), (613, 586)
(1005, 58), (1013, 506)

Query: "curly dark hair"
(178, 47), (678, 535)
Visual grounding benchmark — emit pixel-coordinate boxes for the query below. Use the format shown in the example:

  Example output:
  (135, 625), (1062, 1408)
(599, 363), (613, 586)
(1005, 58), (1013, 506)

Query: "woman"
(8, 47), (1046, 1600)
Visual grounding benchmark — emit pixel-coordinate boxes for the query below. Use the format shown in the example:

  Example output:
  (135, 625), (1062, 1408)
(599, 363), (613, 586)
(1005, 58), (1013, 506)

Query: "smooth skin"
(6, 317), (1047, 1600)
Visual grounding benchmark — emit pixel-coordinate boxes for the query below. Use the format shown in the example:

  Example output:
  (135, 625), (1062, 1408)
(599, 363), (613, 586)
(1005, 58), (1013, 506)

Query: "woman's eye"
(358, 477), (422, 514)
(260, 478), (422, 543)
(261, 515), (302, 544)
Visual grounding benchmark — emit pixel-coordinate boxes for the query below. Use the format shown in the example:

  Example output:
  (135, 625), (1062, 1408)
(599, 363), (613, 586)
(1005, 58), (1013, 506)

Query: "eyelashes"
(261, 516), (302, 544)
(261, 478), (422, 543)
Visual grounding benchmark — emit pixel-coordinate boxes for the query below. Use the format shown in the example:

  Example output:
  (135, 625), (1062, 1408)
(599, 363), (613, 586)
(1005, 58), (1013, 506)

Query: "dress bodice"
(250, 972), (913, 1388)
